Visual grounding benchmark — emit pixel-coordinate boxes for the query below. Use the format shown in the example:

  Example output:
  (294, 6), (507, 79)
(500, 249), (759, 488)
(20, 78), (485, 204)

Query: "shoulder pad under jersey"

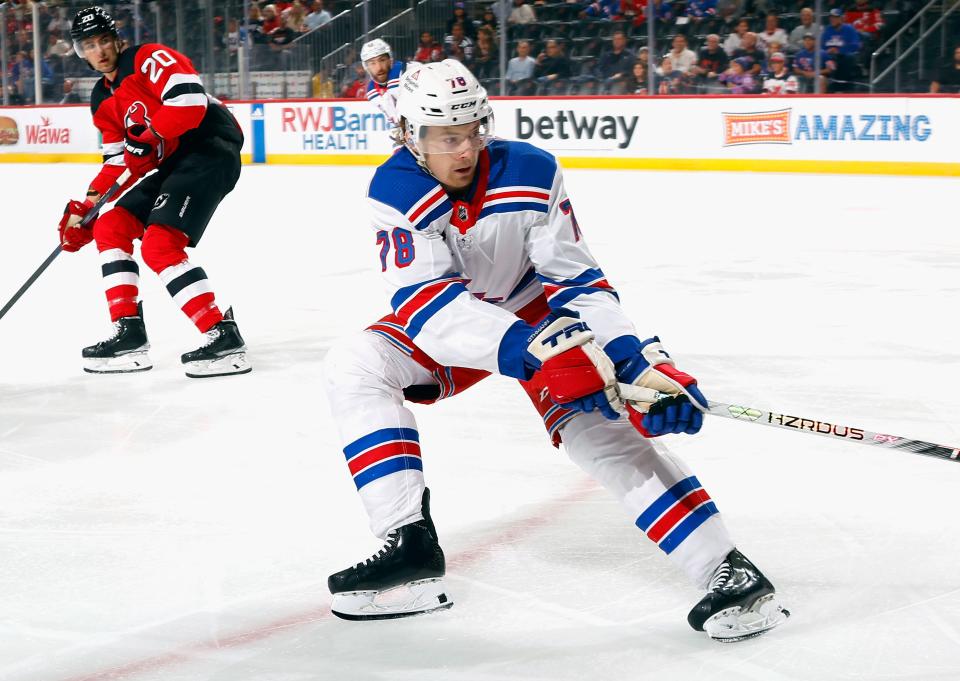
(368, 149), (452, 231)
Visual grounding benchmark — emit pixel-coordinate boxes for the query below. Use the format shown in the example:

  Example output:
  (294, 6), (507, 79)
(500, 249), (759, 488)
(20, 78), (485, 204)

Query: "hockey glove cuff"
(58, 199), (95, 252)
(615, 336), (708, 437)
(524, 310), (621, 421)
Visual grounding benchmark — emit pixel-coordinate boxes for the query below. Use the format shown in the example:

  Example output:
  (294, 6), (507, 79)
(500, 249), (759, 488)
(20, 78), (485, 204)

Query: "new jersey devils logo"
(124, 101), (151, 130)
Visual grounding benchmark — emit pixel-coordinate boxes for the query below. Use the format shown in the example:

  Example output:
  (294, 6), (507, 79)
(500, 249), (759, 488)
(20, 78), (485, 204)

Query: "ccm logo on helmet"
(450, 101), (477, 111)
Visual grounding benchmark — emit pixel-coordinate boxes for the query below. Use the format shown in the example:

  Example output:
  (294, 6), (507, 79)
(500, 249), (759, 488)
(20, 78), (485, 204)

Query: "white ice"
(1, 162), (959, 681)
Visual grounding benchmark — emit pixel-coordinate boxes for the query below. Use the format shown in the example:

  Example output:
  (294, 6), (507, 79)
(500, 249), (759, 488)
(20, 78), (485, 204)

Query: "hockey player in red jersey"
(323, 60), (789, 640)
(57, 6), (250, 378)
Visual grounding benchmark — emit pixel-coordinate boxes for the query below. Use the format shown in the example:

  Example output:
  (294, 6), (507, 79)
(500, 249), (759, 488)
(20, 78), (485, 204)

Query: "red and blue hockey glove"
(58, 199), (95, 252)
(523, 310), (621, 420)
(122, 103), (178, 178)
(614, 336), (708, 437)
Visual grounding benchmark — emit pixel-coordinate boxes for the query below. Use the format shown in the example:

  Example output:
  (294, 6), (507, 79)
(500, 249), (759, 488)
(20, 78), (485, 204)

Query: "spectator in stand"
(11, 50), (41, 104)
(655, 55), (685, 94)
(733, 32), (764, 78)
(617, 0), (646, 29)
(757, 14), (788, 53)
(723, 18), (749, 56)
(665, 34), (697, 75)
(822, 8), (862, 56)
(692, 33), (728, 91)
(341, 63), (367, 98)
(762, 53), (798, 94)
(446, 2), (478, 40)
(508, 0), (537, 26)
(535, 39), (572, 94)
(788, 8), (820, 54)
(650, 0), (674, 33)
(823, 9), (862, 92)
(583, 0), (619, 21)
(506, 40), (536, 94)
(716, 0), (744, 34)
(596, 30), (636, 93)
(845, 0), (884, 43)
(685, 0), (718, 34)
(305, 0), (333, 30)
(59, 78), (81, 104)
(624, 60), (648, 94)
(444, 22), (475, 65)
(413, 31), (443, 62)
(248, 5), (267, 44)
(931, 45), (960, 92)
(472, 27), (498, 80)
(45, 32), (72, 60)
(223, 18), (247, 59)
(793, 32), (836, 92)
(718, 57), (755, 93)
(261, 5), (282, 35)
(479, 7), (498, 33)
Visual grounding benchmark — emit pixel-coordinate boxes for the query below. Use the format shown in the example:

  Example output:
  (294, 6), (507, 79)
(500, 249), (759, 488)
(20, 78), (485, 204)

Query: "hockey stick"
(704, 399), (960, 464)
(0, 170), (131, 322)
(616, 384), (960, 464)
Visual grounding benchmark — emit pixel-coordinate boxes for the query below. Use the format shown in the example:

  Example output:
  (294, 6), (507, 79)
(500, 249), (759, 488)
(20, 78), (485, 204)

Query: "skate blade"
(331, 578), (453, 621)
(83, 351), (153, 374)
(704, 593), (790, 642)
(184, 351), (252, 378)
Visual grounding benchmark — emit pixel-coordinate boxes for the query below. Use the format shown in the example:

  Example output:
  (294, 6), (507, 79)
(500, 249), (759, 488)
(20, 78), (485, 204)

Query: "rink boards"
(1, 95), (959, 175)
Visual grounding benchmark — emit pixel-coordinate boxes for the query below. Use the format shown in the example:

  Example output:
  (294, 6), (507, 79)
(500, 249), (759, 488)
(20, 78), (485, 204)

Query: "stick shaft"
(0, 170), (131, 322)
(707, 400), (960, 464)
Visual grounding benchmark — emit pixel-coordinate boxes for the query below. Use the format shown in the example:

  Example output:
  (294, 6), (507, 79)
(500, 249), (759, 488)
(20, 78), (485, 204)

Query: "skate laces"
(356, 531), (400, 569)
(709, 561), (732, 592)
(199, 326), (222, 348)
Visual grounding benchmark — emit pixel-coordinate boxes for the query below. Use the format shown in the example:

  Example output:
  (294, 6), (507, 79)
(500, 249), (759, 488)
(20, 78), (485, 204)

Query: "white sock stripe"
(172, 279), (214, 308)
(102, 271), (140, 290)
(99, 248), (135, 265)
(157, 260), (195, 286)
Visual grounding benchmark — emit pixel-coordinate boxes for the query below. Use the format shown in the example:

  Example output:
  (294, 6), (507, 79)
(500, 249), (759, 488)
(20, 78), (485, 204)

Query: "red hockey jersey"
(87, 43), (241, 195)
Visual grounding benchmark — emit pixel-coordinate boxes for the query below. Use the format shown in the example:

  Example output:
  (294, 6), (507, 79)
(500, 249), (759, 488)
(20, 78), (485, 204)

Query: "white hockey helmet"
(396, 60), (495, 163)
(360, 38), (392, 69)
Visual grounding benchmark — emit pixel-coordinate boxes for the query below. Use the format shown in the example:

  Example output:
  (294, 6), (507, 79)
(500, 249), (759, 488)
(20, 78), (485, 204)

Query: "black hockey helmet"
(70, 6), (118, 59)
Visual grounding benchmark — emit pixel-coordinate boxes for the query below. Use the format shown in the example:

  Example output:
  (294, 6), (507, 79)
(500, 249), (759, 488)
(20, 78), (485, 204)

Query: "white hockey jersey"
(366, 139), (641, 380)
(365, 61), (404, 125)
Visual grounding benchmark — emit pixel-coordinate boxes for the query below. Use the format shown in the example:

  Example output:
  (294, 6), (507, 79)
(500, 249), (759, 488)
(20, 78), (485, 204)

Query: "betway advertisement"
(497, 96), (960, 167)
(0, 105), (101, 159)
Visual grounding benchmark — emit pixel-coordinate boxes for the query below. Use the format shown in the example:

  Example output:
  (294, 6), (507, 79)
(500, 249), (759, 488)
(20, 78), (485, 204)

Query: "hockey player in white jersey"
(323, 60), (789, 640)
(361, 38), (404, 126)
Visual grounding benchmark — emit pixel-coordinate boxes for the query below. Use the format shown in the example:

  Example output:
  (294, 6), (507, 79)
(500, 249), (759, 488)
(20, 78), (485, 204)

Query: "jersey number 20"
(377, 228), (415, 270)
(141, 48), (177, 84)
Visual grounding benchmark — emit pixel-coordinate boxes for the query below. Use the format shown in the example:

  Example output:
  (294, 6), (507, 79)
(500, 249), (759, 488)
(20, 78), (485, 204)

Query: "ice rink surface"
(1, 161), (958, 681)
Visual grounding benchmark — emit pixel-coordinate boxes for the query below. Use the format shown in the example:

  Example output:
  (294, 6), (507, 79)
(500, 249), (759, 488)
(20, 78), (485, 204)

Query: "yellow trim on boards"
(262, 154), (960, 176)
(2, 153), (958, 176)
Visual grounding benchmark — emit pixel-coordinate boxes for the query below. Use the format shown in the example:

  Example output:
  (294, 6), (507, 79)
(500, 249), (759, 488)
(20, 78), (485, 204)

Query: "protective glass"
(415, 119), (495, 155)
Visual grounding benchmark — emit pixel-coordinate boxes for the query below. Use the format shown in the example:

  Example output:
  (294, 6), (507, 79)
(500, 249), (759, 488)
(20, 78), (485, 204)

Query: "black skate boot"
(181, 306), (251, 378)
(688, 548), (789, 642)
(82, 302), (152, 374)
(329, 488), (452, 621)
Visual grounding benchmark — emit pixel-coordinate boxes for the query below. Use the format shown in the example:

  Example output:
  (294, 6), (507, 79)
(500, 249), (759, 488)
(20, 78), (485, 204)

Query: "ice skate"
(82, 303), (152, 373)
(329, 488), (453, 621)
(688, 548), (789, 642)
(181, 306), (251, 378)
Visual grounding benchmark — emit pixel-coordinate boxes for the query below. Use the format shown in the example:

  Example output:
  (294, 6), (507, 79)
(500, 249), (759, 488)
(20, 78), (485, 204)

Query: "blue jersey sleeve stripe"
(635, 476), (702, 531)
(603, 335), (643, 366)
(405, 282), (470, 339)
(537, 267), (607, 287)
(390, 274), (464, 312)
(497, 319), (536, 380)
(412, 200), (453, 230)
(479, 202), (549, 220)
(547, 286), (620, 308)
(344, 427), (420, 459)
